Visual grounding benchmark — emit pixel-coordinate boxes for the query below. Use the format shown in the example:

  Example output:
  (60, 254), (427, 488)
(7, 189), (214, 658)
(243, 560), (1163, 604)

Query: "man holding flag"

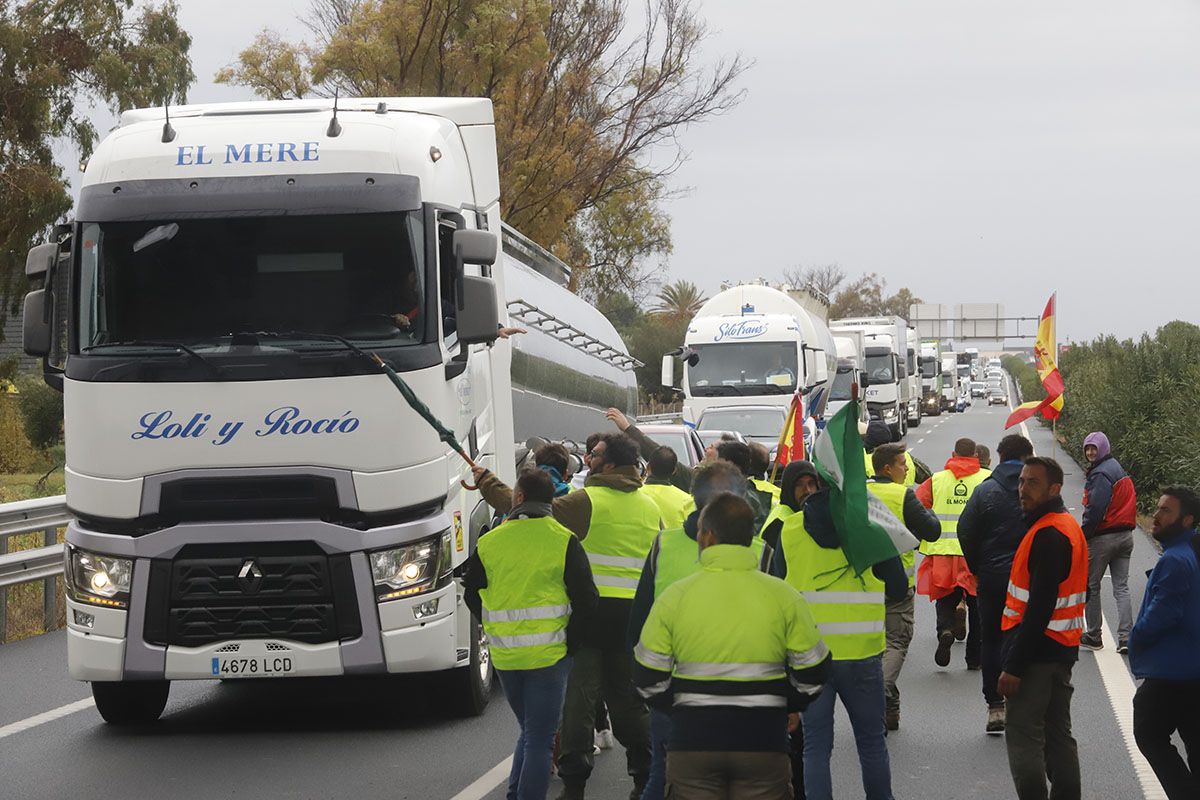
(772, 396), (916, 800)
(1006, 292), (1065, 431)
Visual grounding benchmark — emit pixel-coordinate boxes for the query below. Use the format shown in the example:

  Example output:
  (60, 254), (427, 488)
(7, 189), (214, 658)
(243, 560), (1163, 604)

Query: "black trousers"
(1134, 678), (1200, 800)
(976, 573), (1009, 708)
(935, 587), (981, 666)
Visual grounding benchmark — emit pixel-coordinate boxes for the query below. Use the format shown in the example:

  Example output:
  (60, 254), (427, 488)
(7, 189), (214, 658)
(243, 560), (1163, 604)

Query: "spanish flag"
(1005, 292), (1065, 429)
(774, 390), (805, 467)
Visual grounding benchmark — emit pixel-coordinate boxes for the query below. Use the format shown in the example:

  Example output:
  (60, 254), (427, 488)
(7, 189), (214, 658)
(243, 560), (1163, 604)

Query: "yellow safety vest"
(477, 516), (573, 670)
(751, 478), (782, 507)
(640, 483), (694, 531)
(779, 513), (886, 660)
(759, 503), (794, 537)
(864, 449), (917, 487)
(635, 544), (829, 710)
(919, 468), (990, 557)
(653, 527), (769, 599)
(583, 486), (661, 599)
(866, 479), (915, 587)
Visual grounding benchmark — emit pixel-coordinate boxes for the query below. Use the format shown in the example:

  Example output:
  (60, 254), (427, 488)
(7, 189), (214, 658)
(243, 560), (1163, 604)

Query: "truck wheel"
(91, 680), (170, 725)
(444, 617), (494, 717)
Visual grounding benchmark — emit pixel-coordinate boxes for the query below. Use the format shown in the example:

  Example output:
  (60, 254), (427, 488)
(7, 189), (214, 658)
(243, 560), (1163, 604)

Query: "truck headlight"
(370, 529), (453, 601)
(883, 407), (898, 421)
(65, 545), (132, 608)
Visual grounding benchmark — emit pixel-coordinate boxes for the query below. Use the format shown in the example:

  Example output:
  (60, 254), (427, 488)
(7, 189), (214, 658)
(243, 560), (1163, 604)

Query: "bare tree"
(782, 263), (846, 304)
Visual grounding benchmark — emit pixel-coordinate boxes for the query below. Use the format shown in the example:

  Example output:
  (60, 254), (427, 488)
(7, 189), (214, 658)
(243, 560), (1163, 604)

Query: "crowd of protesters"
(460, 409), (1199, 800)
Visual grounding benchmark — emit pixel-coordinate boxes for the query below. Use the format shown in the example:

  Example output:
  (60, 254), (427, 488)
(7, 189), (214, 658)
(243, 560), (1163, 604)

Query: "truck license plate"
(211, 656), (294, 677)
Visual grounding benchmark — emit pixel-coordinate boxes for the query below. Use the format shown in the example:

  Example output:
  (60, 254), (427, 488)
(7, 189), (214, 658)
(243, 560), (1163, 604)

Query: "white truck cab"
(21, 98), (637, 724)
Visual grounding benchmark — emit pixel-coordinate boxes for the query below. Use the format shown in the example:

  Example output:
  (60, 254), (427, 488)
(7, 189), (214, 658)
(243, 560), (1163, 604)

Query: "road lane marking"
(0, 698), (93, 741)
(447, 756), (513, 800)
(917, 438), (925, 444)
(1095, 618), (1167, 799)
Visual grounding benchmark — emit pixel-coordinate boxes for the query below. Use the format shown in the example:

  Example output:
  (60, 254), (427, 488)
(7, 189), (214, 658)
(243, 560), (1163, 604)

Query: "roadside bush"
(1058, 321), (1200, 507)
(0, 397), (35, 473)
(1001, 355), (1043, 404)
(0, 355), (19, 384)
(15, 373), (63, 450)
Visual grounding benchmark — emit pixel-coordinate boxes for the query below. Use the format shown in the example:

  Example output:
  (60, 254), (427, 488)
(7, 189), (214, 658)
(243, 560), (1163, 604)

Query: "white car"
(988, 388), (1009, 405)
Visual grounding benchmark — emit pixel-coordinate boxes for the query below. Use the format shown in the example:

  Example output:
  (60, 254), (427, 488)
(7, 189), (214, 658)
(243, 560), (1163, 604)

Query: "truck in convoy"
(919, 340), (943, 417)
(904, 325), (922, 429)
(20, 97), (639, 724)
(941, 350), (960, 411)
(661, 284), (836, 451)
(826, 330), (867, 424)
(830, 316), (912, 440)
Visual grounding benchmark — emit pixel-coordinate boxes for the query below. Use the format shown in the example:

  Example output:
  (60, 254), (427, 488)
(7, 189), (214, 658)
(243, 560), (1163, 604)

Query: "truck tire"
(444, 617), (494, 717)
(91, 680), (170, 725)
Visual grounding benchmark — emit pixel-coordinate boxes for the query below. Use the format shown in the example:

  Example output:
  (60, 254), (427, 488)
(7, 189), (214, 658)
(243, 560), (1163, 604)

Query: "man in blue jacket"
(959, 434), (1034, 735)
(1130, 485), (1200, 800)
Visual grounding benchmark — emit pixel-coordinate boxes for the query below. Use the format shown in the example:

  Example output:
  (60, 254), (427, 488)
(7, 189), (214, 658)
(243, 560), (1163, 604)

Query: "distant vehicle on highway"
(988, 387), (1009, 405)
(971, 381), (987, 398)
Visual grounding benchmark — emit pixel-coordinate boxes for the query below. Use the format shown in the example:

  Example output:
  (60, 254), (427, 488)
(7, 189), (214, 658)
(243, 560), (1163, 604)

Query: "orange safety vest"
(1001, 511), (1088, 647)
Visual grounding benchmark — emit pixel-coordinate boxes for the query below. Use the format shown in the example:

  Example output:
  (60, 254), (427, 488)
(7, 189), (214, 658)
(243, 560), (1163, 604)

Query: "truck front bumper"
(64, 514), (466, 682)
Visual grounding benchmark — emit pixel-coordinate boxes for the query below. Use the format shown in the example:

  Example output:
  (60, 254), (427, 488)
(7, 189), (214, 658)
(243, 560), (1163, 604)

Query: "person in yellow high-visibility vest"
(640, 446), (695, 530)
(867, 443), (941, 732)
(464, 469), (599, 800)
(627, 459), (773, 800)
(748, 442), (783, 507)
(915, 438), (992, 670)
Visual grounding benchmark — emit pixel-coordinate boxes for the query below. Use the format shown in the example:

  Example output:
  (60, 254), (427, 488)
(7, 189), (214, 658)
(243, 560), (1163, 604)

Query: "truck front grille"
(143, 542), (362, 648)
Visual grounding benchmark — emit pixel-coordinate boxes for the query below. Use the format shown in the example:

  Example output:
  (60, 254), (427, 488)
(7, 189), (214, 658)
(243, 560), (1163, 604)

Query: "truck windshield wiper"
(82, 340), (220, 375)
(248, 330), (377, 367)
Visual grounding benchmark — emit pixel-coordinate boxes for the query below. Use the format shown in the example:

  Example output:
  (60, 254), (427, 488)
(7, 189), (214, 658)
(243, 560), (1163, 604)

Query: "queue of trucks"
(19, 93), (999, 726)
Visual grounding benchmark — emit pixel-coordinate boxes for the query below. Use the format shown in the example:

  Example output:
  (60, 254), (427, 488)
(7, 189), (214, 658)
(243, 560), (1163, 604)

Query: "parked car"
(697, 429), (746, 449)
(988, 387), (1009, 406)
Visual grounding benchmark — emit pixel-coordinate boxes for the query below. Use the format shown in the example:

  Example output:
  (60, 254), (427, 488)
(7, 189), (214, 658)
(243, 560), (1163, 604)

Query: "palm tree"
(653, 280), (707, 319)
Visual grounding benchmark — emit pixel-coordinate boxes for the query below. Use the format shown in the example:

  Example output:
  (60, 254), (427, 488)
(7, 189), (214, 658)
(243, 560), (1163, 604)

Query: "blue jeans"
(497, 658), (572, 800)
(640, 707), (670, 800)
(802, 655), (894, 800)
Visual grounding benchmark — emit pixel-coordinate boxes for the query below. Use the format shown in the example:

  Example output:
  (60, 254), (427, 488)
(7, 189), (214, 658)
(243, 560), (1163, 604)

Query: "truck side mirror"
(660, 354), (673, 387)
(456, 275), (500, 344)
(26, 242), (57, 278)
(23, 290), (50, 357)
(453, 229), (498, 266)
(859, 370), (870, 389)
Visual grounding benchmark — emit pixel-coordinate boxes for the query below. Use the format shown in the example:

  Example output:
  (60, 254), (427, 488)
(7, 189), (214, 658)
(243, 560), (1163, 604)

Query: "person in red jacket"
(1079, 432), (1137, 653)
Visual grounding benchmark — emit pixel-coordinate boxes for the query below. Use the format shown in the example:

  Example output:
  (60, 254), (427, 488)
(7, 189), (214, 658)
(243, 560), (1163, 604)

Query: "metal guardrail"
(0, 495), (69, 642)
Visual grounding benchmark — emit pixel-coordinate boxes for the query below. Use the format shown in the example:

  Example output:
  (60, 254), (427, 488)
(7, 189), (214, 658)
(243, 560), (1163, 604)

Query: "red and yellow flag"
(774, 391), (805, 467)
(1005, 292), (1065, 429)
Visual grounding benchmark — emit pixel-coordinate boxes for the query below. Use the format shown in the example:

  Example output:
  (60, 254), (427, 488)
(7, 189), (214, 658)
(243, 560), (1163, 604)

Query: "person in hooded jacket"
(1079, 431), (1138, 653)
(759, 461), (817, 552)
(534, 443), (574, 497)
(958, 434), (1034, 734)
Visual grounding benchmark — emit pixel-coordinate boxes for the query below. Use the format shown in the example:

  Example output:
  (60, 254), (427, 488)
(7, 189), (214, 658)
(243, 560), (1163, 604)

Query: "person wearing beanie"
(1079, 432), (1138, 652)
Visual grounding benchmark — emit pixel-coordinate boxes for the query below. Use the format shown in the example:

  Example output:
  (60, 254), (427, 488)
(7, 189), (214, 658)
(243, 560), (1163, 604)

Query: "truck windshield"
(865, 352), (894, 383)
(919, 357), (938, 379)
(830, 367), (855, 401)
(697, 407), (786, 439)
(77, 212), (426, 352)
(687, 342), (798, 395)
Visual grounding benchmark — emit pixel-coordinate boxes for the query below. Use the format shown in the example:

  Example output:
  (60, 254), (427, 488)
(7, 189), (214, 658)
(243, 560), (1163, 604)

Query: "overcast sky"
(99, 1), (1200, 343)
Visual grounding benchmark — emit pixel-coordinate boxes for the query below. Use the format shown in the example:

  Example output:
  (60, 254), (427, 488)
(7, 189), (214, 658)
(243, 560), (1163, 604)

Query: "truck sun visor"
(77, 173), (421, 222)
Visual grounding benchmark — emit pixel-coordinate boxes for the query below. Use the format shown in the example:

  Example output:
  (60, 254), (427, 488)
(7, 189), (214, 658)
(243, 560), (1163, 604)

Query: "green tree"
(652, 280), (707, 320)
(827, 272), (921, 320)
(216, 0), (745, 301)
(0, 0), (194, 318)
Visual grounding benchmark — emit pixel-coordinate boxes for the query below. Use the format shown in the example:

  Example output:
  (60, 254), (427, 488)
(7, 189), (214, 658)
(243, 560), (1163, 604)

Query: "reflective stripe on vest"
(641, 483), (694, 530)
(583, 486), (661, 599)
(1001, 510), (1089, 647)
(780, 515), (886, 660)
(867, 479), (916, 587)
(919, 468), (989, 556)
(477, 517), (573, 670)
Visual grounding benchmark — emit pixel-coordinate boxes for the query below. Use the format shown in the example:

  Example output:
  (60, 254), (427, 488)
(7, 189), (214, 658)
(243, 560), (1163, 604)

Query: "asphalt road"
(0, 391), (1166, 799)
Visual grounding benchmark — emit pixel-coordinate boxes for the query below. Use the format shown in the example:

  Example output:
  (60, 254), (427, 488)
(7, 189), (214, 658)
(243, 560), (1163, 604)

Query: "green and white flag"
(811, 398), (918, 576)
